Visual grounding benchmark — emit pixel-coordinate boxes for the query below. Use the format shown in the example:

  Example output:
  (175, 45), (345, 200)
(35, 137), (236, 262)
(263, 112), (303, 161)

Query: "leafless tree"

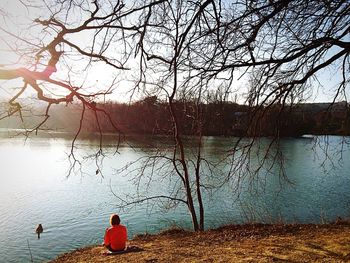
(0, 0), (349, 231)
(0, 0), (163, 168)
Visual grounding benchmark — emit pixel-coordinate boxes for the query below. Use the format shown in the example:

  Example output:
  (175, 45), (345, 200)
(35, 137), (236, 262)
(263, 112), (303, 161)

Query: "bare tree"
(0, 0), (163, 167)
(0, 0), (349, 231)
(124, 0), (350, 231)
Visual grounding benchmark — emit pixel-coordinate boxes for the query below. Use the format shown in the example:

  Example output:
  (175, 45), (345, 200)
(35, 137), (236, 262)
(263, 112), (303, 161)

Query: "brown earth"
(50, 223), (350, 263)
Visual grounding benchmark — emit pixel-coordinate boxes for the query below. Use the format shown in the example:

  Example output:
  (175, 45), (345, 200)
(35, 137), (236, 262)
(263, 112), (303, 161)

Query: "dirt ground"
(50, 223), (350, 263)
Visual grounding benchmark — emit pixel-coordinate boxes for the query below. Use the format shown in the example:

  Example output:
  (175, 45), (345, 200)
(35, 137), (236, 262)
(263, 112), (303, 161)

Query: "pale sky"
(0, 0), (347, 105)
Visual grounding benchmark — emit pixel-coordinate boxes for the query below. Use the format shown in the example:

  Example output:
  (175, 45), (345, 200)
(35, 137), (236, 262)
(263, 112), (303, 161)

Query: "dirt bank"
(50, 223), (350, 262)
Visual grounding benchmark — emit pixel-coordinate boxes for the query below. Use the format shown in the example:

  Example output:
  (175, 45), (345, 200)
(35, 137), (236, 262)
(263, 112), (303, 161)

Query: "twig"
(27, 239), (34, 263)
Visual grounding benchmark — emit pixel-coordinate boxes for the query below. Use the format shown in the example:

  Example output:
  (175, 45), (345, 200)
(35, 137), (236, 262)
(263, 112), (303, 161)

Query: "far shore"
(50, 222), (350, 263)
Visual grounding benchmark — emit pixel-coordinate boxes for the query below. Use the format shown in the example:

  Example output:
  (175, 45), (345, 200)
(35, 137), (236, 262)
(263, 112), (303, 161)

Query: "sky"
(0, 0), (348, 105)
(0, 0), (139, 103)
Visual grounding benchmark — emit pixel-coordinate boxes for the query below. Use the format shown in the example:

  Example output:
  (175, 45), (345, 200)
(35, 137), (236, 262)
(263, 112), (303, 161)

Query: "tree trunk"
(195, 131), (205, 231)
(168, 51), (199, 231)
(168, 98), (199, 231)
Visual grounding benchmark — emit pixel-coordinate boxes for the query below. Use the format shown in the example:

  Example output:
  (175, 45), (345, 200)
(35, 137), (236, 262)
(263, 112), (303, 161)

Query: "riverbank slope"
(50, 223), (350, 263)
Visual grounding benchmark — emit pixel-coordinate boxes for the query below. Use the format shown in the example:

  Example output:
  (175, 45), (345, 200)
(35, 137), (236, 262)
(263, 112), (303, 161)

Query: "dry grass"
(50, 223), (350, 263)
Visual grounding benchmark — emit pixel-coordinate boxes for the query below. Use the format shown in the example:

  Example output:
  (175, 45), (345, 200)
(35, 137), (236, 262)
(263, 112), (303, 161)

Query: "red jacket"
(104, 224), (128, 251)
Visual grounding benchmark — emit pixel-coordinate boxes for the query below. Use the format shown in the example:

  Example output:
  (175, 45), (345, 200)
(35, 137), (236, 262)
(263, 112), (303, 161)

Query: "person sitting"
(103, 214), (128, 252)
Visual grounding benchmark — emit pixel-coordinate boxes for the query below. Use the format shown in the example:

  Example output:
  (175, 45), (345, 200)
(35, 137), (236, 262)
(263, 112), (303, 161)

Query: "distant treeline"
(1, 97), (349, 136)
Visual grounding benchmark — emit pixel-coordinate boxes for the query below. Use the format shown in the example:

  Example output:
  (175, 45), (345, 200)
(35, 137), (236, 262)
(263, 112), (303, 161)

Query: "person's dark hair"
(110, 214), (120, 226)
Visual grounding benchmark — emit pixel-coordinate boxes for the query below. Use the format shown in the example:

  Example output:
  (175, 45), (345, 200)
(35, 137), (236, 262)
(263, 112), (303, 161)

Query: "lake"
(0, 134), (349, 263)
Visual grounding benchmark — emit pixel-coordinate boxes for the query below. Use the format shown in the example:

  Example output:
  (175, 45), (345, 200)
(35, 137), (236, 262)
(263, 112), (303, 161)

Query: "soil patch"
(50, 223), (350, 262)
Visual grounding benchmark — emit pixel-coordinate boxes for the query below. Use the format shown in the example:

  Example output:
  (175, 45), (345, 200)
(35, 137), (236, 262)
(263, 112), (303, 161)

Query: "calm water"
(0, 134), (349, 263)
